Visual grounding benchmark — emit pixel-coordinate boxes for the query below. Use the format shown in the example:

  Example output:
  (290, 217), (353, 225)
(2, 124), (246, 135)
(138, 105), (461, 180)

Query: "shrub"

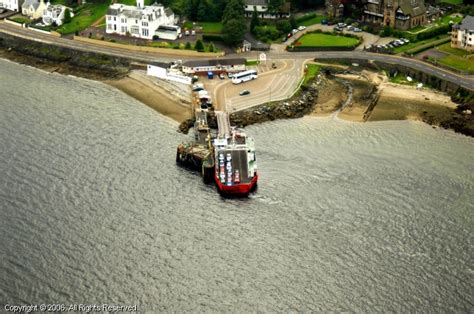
(195, 39), (205, 52)
(185, 41), (192, 49)
(296, 13), (316, 24)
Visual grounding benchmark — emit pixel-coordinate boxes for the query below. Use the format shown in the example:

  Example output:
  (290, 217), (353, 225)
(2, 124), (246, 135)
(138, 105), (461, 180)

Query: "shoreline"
(1, 47), (472, 137)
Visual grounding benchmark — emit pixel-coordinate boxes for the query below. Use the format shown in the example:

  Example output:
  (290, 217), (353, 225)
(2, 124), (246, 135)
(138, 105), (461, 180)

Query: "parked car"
(353, 28), (362, 32)
(239, 90), (250, 96)
(185, 30), (190, 36)
(282, 37), (287, 42)
(334, 26), (343, 32)
(347, 25), (354, 31)
(287, 33), (292, 38)
(337, 23), (347, 28)
(291, 29), (299, 35)
(298, 25), (306, 31)
(219, 73), (225, 79)
(321, 19), (328, 25)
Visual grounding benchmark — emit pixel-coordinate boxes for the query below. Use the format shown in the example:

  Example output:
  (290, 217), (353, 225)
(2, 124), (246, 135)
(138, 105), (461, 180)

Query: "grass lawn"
(388, 72), (418, 86)
(57, 1), (111, 34)
(245, 60), (259, 66)
(437, 42), (470, 57)
(297, 33), (359, 47)
(183, 21), (223, 33)
(438, 55), (474, 73)
(297, 14), (327, 27)
(437, 0), (463, 4)
(393, 35), (450, 54)
(199, 22), (223, 33)
(303, 63), (320, 85)
(8, 16), (32, 24)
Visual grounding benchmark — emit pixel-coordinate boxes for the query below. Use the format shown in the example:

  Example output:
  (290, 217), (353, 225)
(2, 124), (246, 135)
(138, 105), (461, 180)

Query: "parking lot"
(201, 58), (306, 112)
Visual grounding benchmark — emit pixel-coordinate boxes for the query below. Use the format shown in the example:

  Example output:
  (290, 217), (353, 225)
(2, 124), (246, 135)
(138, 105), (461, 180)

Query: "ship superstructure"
(213, 112), (258, 195)
(176, 110), (258, 196)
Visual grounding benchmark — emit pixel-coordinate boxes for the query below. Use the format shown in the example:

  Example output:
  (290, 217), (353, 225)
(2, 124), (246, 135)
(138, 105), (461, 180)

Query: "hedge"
(296, 13), (316, 23)
(202, 34), (224, 42)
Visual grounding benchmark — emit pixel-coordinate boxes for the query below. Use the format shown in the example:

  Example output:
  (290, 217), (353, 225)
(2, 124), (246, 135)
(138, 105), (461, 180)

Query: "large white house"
(0, 0), (24, 12)
(244, 0), (290, 19)
(105, 0), (175, 40)
(42, 4), (72, 26)
(452, 15), (474, 53)
(21, 0), (47, 20)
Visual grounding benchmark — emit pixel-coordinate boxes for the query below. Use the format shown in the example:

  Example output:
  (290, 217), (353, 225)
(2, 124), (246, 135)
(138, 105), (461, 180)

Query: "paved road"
(211, 59), (306, 112)
(1, 21), (472, 91)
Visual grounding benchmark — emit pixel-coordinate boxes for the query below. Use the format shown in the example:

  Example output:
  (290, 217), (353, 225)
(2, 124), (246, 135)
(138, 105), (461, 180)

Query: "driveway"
(203, 58), (308, 112)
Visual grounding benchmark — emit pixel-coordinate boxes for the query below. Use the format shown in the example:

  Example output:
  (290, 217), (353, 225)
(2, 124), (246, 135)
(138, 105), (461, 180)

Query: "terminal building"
(182, 58), (247, 75)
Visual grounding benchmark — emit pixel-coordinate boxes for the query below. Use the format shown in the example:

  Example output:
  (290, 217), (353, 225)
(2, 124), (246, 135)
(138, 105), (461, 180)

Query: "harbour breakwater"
(178, 82), (319, 134)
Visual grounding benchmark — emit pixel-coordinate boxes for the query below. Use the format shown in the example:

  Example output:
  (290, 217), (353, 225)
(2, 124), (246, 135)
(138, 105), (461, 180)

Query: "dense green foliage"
(221, 0), (246, 46)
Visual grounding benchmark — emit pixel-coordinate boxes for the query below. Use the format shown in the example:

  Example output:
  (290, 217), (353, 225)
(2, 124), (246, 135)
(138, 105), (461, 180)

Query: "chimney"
(136, 0), (143, 8)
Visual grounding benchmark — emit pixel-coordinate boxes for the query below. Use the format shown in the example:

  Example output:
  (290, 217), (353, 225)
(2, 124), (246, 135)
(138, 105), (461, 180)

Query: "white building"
(244, 0), (290, 19)
(182, 58), (247, 75)
(22, 0), (47, 20)
(42, 4), (72, 26)
(0, 0), (24, 12)
(105, 0), (175, 40)
(452, 15), (474, 53)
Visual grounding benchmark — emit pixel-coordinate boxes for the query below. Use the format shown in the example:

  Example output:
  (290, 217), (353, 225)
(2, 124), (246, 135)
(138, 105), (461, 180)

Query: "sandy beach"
(106, 71), (193, 123)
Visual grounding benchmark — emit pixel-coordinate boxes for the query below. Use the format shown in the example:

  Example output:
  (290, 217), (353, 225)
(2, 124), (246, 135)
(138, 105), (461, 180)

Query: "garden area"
(56, 1), (111, 35)
(183, 21), (223, 34)
(290, 31), (361, 50)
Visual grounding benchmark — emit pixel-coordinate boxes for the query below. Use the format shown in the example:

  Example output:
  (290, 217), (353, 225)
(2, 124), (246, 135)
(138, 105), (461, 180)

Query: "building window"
(107, 24), (111, 30)
(121, 18), (126, 23)
(142, 21), (148, 27)
(114, 24), (116, 31)
(107, 16), (111, 20)
(114, 16), (116, 21)
(142, 28), (149, 37)
(121, 26), (127, 33)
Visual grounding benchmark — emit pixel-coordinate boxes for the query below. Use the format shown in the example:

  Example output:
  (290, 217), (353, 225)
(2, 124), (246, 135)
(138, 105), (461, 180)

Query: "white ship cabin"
(105, 0), (175, 40)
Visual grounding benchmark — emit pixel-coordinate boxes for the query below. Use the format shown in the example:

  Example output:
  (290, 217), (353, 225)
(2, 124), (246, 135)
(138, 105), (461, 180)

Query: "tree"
(250, 7), (260, 33)
(222, 18), (246, 46)
(222, 0), (245, 24)
(197, 0), (207, 21)
(276, 20), (291, 34)
(185, 41), (192, 49)
(195, 39), (205, 51)
(289, 15), (297, 30)
(64, 8), (72, 24)
(208, 42), (215, 52)
(268, 0), (284, 13)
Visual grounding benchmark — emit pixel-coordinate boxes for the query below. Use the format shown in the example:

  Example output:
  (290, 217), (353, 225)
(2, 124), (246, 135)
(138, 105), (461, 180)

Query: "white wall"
(147, 65), (191, 85)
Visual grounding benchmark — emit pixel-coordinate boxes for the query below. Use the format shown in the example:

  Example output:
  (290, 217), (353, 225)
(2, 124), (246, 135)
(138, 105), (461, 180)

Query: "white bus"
(231, 70), (258, 84)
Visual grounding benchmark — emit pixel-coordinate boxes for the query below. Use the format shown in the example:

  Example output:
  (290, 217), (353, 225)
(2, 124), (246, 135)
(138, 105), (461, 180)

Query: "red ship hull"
(214, 174), (258, 196)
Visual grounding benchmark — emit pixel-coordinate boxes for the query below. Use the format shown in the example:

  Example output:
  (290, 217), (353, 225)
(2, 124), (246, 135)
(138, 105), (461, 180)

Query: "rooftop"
(183, 58), (247, 68)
